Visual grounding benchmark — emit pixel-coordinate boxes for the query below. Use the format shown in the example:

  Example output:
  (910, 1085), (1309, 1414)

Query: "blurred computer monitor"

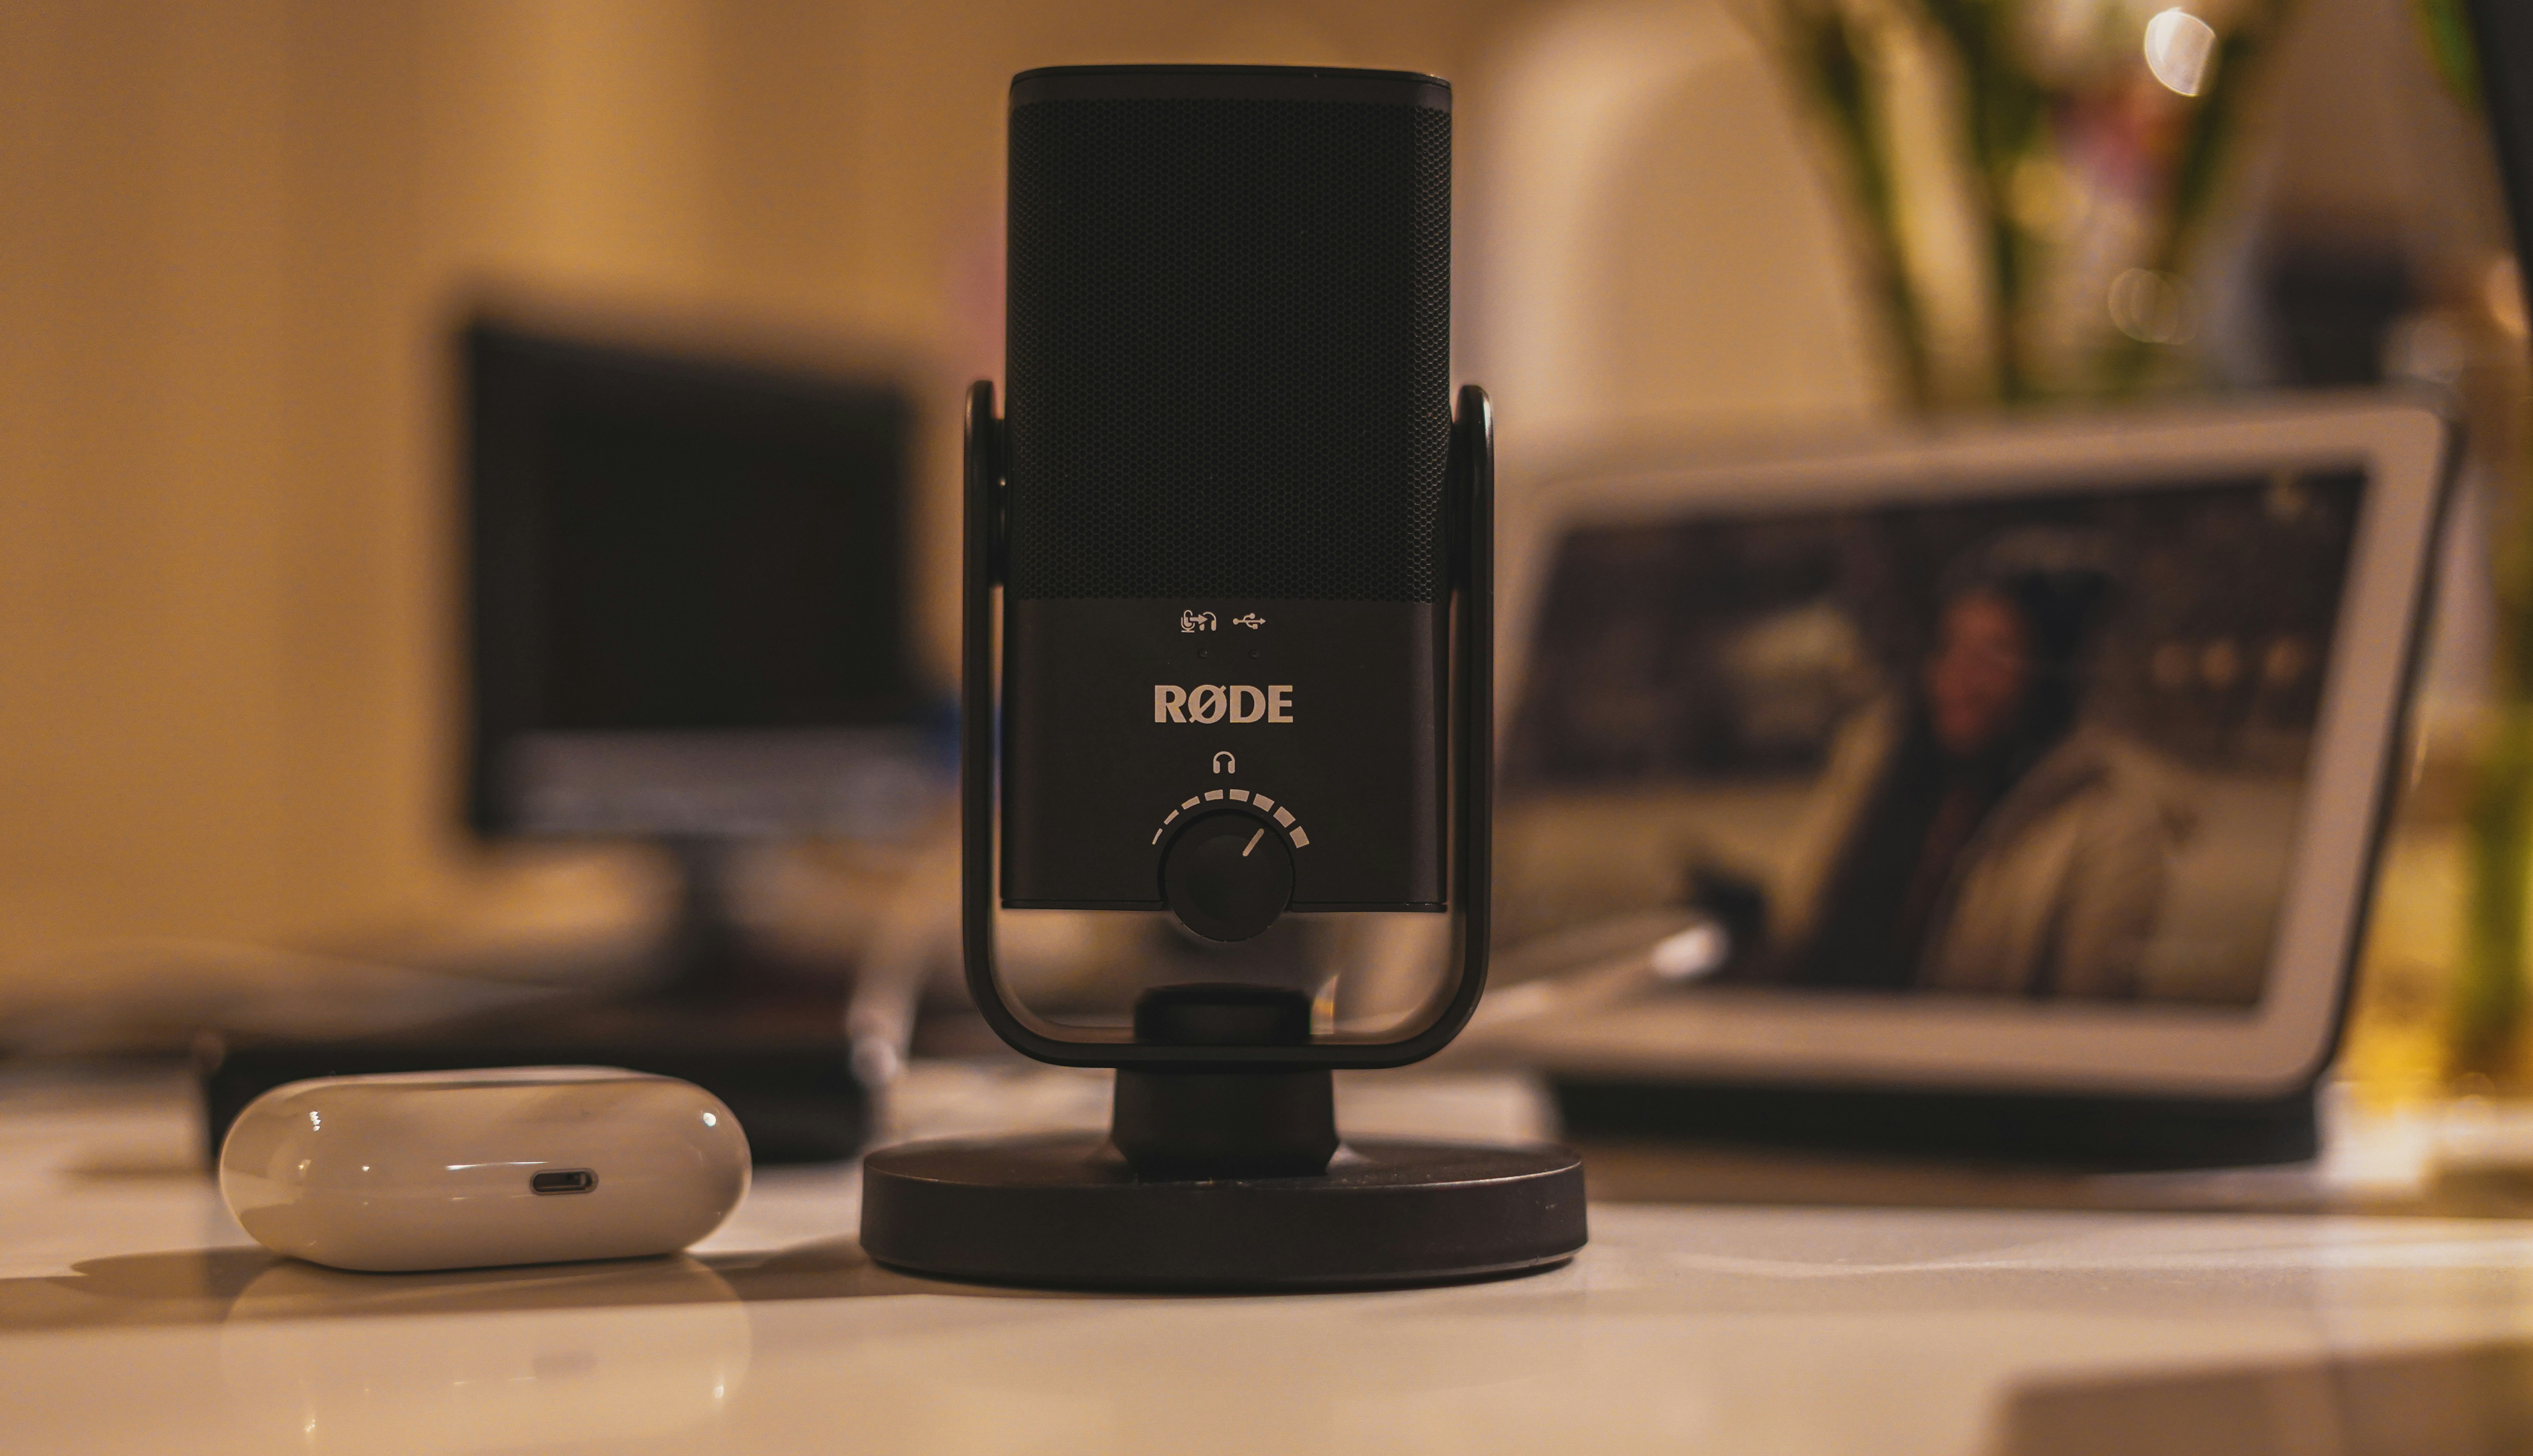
(197, 323), (928, 1165)
(464, 320), (934, 849)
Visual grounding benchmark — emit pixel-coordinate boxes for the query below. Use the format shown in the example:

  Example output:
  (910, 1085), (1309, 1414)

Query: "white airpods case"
(219, 1067), (751, 1272)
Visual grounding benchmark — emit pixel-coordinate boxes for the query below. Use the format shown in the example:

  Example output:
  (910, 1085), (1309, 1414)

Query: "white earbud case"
(219, 1067), (751, 1272)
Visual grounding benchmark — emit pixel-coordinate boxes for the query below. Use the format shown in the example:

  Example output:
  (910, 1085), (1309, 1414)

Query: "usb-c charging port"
(530, 1169), (597, 1195)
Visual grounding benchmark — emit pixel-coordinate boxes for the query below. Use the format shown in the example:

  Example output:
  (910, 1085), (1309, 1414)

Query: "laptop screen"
(1501, 468), (2368, 1007)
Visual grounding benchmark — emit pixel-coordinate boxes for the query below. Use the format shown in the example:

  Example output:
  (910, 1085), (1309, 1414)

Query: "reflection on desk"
(5, 1063), (2533, 1454)
(1999, 1340), (2533, 1456)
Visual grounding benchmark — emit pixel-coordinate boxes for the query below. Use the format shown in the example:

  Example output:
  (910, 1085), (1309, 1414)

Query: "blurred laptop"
(1470, 398), (2450, 1166)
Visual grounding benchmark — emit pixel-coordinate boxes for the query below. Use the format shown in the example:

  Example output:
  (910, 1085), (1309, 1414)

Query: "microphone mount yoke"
(856, 380), (1589, 1293)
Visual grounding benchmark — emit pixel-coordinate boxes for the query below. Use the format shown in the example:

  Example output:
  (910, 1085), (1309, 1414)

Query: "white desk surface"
(5, 1062), (2532, 1456)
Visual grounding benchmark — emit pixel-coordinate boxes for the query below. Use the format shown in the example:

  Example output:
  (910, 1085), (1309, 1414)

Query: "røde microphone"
(999, 64), (1453, 940)
(857, 64), (1585, 1294)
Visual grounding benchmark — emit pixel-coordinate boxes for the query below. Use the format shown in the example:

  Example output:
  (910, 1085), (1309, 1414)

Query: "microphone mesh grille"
(1006, 96), (1449, 602)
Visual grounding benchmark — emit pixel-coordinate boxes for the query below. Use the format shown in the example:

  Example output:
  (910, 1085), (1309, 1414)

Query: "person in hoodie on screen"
(1760, 531), (2194, 999)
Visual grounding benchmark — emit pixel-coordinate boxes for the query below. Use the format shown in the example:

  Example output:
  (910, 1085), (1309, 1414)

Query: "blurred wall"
(0, 0), (1531, 969)
(1465, 0), (1888, 451)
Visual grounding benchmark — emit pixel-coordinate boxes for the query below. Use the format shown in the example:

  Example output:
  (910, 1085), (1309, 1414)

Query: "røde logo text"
(1153, 685), (1294, 724)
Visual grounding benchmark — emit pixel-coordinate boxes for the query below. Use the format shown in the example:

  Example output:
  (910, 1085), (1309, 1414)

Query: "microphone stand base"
(860, 1133), (1586, 1293)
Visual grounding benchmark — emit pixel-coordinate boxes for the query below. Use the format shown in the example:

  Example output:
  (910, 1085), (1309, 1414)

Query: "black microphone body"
(999, 66), (1453, 936)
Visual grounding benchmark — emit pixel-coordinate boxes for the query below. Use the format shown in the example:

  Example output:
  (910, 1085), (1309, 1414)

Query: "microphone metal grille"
(1007, 96), (1449, 602)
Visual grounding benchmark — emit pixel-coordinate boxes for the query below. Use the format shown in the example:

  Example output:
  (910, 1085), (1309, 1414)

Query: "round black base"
(860, 1134), (1588, 1292)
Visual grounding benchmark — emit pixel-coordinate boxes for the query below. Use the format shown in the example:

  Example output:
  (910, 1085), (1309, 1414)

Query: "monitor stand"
(197, 835), (870, 1167)
(652, 836), (779, 1001)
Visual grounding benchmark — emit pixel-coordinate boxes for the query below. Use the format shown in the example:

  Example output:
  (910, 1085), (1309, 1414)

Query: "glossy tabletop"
(5, 1063), (2533, 1455)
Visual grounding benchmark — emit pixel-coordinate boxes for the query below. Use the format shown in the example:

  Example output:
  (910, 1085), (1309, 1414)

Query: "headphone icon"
(1212, 751), (1236, 774)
